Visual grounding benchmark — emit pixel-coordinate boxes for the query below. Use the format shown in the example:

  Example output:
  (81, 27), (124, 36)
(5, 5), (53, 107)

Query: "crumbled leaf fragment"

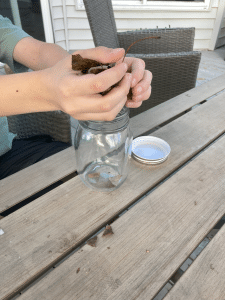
(76, 268), (80, 273)
(87, 236), (98, 247)
(102, 225), (114, 237)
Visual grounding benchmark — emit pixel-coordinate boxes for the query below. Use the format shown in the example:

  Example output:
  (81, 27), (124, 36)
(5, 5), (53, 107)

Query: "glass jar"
(74, 107), (133, 192)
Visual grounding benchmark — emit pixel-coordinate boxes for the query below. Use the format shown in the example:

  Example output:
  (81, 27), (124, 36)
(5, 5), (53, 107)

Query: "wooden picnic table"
(1, 74), (225, 300)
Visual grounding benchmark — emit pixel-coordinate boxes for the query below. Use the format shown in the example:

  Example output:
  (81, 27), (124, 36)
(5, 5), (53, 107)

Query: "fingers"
(132, 70), (152, 97)
(75, 95), (127, 121)
(123, 57), (145, 87)
(72, 46), (125, 65)
(71, 62), (128, 96)
(69, 73), (132, 120)
(125, 86), (151, 108)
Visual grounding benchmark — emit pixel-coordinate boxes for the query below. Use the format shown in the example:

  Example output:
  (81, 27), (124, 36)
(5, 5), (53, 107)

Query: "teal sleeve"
(0, 15), (31, 73)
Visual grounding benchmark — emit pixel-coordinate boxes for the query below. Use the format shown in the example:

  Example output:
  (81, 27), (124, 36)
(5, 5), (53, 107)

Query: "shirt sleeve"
(0, 15), (31, 73)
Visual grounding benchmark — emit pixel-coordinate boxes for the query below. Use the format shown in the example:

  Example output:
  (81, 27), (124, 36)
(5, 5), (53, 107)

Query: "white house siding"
(49, 0), (222, 52)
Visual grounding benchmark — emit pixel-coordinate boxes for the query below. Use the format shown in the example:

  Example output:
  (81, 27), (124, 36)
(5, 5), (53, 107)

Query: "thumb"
(72, 46), (125, 65)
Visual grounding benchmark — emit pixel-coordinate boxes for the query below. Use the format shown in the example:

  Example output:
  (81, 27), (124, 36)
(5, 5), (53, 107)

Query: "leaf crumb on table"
(87, 236), (98, 247)
(102, 225), (114, 237)
(76, 268), (80, 273)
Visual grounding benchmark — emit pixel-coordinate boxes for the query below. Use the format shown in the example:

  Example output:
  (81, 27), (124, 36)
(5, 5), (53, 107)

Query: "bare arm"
(13, 36), (70, 70)
(0, 37), (70, 117)
(0, 41), (131, 120)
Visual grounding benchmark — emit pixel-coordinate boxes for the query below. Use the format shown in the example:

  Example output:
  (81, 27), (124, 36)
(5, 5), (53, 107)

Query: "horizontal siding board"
(115, 19), (215, 30)
(56, 40), (67, 49)
(53, 18), (65, 30)
(66, 0), (75, 4)
(51, 6), (64, 19)
(50, 0), (63, 6)
(66, 8), (218, 19)
(55, 29), (66, 42)
(51, 0), (76, 5)
(69, 40), (95, 50)
(68, 29), (93, 40)
(193, 39), (210, 49)
(67, 18), (215, 30)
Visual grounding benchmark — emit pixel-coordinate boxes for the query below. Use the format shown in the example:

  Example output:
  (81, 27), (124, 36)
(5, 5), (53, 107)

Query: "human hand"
(75, 48), (152, 109)
(43, 47), (132, 121)
(119, 56), (152, 109)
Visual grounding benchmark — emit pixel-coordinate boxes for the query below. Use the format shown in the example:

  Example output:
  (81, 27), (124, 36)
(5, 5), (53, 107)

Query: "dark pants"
(0, 135), (70, 180)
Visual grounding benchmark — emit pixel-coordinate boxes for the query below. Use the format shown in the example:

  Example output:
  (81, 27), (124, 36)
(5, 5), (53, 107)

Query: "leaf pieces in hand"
(102, 225), (114, 237)
(87, 236), (98, 247)
(72, 54), (113, 74)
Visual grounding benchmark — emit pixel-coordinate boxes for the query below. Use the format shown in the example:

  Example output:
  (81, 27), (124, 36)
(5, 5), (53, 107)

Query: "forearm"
(36, 42), (70, 70)
(0, 70), (56, 117)
(13, 37), (71, 71)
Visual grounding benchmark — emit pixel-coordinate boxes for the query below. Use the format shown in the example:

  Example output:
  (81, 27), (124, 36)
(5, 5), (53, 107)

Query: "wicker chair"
(83, 0), (201, 118)
(7, 111), (72, 145)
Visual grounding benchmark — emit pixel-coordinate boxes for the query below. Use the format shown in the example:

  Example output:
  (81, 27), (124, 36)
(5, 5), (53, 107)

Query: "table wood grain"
(19, 125), (225, 300)
(0, 89), (225, 299)
(164, 224), (225, 300)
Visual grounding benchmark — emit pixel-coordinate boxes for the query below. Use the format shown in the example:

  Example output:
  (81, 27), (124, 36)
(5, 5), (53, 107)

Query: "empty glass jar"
(74, 107), (133, 192)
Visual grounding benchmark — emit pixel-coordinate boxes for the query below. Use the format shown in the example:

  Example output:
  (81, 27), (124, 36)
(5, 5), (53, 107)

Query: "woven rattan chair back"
(7, 111), (72, 144)
(83, 0), (119, 49)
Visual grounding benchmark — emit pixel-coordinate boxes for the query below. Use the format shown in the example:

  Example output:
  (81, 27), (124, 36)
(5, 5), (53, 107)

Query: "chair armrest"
(117, 28), (195, 54)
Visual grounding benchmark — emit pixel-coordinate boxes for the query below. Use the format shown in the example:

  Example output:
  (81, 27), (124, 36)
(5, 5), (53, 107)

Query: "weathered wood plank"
(0, 92), (225, 299)
(130, 74), (225, 138)
(19, 129), (225, 299)
(0, 147), (76, 213)
(164, 224), (225, 300)
(1, 74), (225, 213)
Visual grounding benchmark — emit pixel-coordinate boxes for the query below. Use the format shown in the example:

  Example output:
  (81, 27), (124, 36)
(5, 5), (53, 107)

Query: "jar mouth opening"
(78, 107), (130, 133)
(87, 106), (129, 124)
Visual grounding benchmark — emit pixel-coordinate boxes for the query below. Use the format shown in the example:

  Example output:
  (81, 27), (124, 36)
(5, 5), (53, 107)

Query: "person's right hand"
(43, 47), (132, 121)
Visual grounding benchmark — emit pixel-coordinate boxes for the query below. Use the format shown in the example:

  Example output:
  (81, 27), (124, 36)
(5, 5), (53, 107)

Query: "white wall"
(49, 0), (222, 51)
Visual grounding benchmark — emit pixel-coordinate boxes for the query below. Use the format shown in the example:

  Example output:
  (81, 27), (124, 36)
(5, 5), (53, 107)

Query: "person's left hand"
(122, 56), (152, 109)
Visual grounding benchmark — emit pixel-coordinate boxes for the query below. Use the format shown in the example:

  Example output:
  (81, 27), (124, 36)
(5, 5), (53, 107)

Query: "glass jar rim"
(78, 107), (130, 133)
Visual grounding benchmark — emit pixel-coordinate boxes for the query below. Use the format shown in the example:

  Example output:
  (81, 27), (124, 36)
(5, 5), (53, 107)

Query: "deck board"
(164, 224), (225, 300)
(18, 128), (225, 300)
(0, 92), (225, 299)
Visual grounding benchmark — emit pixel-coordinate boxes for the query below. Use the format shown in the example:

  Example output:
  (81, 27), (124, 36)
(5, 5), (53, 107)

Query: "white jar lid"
(131, 136), (171, 165)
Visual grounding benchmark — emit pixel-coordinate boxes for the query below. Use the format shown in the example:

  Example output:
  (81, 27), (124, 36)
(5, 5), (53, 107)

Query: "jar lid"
(131, 136), (171, 165)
